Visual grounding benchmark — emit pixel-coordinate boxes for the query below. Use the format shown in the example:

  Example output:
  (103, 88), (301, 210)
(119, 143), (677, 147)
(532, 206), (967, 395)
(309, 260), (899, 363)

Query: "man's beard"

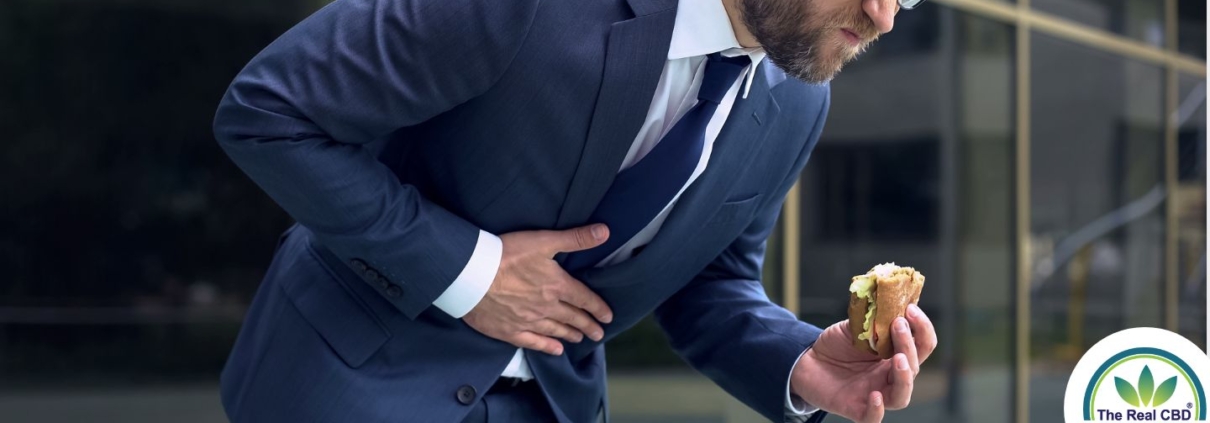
(739, 0), (879, 83)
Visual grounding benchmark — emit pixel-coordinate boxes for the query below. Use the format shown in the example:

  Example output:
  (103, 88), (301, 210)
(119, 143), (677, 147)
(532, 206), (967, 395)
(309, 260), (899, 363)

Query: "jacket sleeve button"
(350, 259), (368, 272)
(456, 385), (477, 405)
(385, 285), (402, 298)
(364, 269), (380, 281)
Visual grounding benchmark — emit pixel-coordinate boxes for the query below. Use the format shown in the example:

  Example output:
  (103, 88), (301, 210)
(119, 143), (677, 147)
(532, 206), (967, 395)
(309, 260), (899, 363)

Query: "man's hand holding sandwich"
(790, 263), (939, 423)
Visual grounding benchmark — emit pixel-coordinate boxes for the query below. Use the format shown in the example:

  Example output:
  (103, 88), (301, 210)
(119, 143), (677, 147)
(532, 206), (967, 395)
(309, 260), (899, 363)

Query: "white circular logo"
(1064, 328), (1210, 422)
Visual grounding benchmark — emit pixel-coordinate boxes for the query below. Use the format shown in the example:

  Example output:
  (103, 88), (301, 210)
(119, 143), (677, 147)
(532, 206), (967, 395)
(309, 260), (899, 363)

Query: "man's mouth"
(840, 28), (862, 46)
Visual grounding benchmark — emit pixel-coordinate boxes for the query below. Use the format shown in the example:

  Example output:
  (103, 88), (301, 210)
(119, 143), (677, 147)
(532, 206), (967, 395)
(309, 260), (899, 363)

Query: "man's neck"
(721, 0), (760, 48)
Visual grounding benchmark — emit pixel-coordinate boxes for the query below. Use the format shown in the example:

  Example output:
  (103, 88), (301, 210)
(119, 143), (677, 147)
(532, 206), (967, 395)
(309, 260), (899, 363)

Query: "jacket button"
(456, 385), (476, 405)
(364, 269), (380, 281)
(350, 259), (367, 272)
(385, 285), (402, 298)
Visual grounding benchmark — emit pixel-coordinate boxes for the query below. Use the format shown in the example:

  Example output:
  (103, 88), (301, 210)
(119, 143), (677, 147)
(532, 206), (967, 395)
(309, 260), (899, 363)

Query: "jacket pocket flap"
(279, 244), (392, 368)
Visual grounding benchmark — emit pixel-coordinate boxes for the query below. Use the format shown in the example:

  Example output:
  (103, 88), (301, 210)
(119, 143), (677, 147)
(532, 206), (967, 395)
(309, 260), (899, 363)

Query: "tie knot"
(697, 53), (751, 103)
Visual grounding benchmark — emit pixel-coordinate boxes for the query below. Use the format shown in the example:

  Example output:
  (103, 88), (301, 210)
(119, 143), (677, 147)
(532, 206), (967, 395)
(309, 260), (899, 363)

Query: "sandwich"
(847, 263), (925, 359)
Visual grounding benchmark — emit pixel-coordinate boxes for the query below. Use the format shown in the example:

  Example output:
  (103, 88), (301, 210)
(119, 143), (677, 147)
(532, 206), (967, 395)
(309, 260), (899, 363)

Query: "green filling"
(850, 275), (877, 342)
(850, 275), (875, 297)
(858, 302), (877, 341)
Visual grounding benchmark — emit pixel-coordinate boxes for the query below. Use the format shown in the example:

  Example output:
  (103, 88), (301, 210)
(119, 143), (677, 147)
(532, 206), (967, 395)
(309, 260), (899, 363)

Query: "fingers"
(906, 304), (938, 363)
(884, 353), (914, 410)
(512, 331), (564, 356)
(532, 319), (583, 343)
(892, 317), (920, 375)
(862, 391), (885, 423)
(553, 303), (605, 342)
(544, 224), (609, 255)
(556, 273), (614, 324)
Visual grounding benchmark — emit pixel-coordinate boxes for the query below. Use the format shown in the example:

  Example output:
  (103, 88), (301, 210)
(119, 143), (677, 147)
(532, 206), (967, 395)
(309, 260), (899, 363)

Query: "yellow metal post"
(1163, 0), (1180, 333)
(783, 182), (802, 316)
(1061, 246), (1092, 361)
(1014, 0), (1033, 420)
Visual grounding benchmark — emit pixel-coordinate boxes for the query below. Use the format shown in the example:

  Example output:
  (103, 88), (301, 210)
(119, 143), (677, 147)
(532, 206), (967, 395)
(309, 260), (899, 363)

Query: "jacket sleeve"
(653, 89), (830, 422)
(212, 0), (537, 319)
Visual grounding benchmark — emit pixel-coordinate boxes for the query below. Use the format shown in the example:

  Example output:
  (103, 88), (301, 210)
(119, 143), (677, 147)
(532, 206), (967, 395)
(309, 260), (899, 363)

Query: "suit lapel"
(552, 0), (677, 235)
(581, 60), (782, 288)
(653, 61), (782, 240)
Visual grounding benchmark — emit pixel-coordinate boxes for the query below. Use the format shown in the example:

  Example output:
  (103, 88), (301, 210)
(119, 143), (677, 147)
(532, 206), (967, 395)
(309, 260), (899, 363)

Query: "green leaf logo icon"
(1153, 376), (1178, 407)
(1115, 365), (1180, 408)
(1139, 366), (1155, 406)
(1117, 377), (1141, 407)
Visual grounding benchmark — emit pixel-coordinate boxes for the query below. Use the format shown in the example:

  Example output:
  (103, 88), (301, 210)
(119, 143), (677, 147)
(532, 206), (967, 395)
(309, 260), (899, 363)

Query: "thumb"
(548, 224), (609, 254)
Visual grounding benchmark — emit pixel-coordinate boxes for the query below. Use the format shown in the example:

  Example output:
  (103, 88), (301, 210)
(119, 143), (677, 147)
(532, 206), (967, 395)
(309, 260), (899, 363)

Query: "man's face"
(740, 0), (897, 83)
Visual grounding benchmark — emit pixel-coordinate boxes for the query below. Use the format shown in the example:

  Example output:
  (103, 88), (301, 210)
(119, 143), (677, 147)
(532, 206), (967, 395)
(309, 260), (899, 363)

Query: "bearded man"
(212, 0), (938, 422)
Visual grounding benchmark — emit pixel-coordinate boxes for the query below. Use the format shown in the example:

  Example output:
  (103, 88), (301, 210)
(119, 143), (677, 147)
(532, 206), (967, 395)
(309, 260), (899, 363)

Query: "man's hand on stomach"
(462, 224), (614, 355)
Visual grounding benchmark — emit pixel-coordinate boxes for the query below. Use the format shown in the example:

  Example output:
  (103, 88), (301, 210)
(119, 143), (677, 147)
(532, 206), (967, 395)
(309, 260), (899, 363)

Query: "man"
(213, 0), (938, 422)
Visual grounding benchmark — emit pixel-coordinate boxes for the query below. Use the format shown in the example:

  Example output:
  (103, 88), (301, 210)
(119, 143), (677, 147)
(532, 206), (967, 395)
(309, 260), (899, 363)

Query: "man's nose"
(862, 0), (898, 34)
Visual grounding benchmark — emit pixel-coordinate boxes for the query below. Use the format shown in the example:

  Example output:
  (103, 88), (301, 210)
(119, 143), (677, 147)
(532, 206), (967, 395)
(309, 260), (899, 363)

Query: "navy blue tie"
(563, 53), (751, 271)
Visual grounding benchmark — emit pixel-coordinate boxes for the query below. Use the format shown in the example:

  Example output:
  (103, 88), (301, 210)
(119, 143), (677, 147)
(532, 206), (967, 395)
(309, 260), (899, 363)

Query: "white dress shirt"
(429, 0), (816, 418)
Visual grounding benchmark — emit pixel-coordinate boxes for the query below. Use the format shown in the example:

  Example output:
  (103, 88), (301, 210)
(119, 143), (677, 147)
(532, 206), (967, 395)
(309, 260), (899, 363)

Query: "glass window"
(808, 139), (941, 243)
(865, 4), (941, 58)
(1178, 0), (1207, 59)
(798, 10), (1015, 423)
(0, 0), (304, 387)
(1176, 73), (1207, 350)
(1031, 0), (1166, 48)
(1028, 31), (1166, 421)
(953, 13), (1017, 423)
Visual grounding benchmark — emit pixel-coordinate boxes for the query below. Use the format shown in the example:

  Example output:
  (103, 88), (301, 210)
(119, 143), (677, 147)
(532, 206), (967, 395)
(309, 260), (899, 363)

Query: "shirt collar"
(669, 0), (767, 98)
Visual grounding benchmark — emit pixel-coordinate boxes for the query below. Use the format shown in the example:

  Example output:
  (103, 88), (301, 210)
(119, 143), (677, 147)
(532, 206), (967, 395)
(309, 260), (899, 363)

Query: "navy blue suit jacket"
(213, 0), (830, 421)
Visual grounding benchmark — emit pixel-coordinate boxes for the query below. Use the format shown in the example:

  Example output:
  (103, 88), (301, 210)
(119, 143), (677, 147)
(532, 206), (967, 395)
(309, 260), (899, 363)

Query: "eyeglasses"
(899, 0), (925, 10)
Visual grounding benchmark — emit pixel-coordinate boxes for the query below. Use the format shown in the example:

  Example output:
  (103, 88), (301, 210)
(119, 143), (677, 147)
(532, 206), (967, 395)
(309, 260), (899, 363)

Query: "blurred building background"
(0, 0), (1204, 422)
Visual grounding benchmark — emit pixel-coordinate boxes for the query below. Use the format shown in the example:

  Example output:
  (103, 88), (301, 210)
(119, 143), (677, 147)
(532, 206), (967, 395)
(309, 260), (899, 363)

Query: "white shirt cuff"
(786, 348), (820, 416)
(431, 230), (502, 318)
